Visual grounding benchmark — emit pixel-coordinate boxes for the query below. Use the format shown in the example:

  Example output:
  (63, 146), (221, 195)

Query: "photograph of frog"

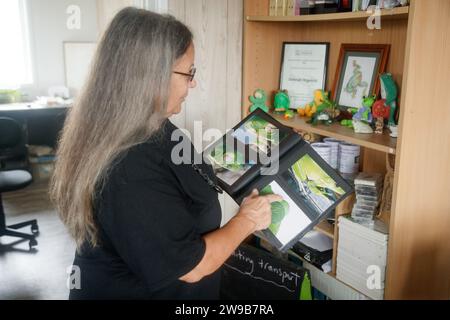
(332, 44), (390, 109)
(259, 181), (312, 246)
(207, 141), (255, 186)
(232, 115), (288, 155)
(282, 154), (346, 216)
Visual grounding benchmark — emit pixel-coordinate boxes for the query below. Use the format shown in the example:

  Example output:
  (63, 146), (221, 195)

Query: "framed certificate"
(279, 42), (330, 109)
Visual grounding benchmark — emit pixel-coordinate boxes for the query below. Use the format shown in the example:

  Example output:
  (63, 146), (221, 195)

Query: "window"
(0, 0), (33, 88)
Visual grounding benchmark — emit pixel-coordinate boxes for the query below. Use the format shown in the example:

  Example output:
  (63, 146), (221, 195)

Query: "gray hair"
(50, 7), (193, 249)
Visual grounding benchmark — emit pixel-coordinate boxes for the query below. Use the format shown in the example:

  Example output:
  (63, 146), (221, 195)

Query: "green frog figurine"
(380, 73), (398, 126)
(249, 89), (269, 113)
(273, 90), (290, 113)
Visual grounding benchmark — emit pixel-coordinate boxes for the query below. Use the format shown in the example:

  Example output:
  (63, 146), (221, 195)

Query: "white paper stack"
(336, 216), (389, 300)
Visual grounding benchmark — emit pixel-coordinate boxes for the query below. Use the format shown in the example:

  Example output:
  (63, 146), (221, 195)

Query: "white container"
(323, 138), (342, 169)
(339, 143), (361, 174)
(311, 142), (332, 166)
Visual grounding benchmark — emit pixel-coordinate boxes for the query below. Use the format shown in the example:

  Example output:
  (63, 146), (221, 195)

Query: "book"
(276, 0), (287, 16)
(204, 110), (354, 252)
(269, 0), (278, 16)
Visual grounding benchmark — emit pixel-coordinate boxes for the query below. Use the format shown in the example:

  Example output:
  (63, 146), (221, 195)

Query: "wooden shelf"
(271, 112), (397, 154)
(247, 6), (409, 23)
(314, 220), (335, 239)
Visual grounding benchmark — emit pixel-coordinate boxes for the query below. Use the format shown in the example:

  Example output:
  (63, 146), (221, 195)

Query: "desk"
(0, 103), (70, 149)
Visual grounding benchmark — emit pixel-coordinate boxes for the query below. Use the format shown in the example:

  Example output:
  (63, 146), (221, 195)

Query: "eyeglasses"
(173, 67), (196, 82)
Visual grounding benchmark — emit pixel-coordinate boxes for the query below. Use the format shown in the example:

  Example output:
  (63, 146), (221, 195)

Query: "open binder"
(204, 109), (354, 252)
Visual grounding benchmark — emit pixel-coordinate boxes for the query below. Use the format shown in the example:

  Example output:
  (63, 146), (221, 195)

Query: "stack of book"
(269, 0), (315, 16)
(336, 215), (389, 300)
(351, 172), (383, 225)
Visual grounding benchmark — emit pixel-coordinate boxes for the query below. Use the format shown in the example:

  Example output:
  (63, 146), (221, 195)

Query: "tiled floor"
(0, 179), (76, 300)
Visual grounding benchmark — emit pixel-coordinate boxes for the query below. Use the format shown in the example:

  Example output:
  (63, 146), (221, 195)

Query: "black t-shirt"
(69, 120), (222, 300)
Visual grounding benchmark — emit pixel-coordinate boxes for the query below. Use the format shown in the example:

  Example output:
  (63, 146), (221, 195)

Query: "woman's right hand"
(236, 189), (283, 232)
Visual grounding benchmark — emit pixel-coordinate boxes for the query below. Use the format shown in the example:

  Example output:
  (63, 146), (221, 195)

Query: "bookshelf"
(314, 220), (335, 239)
(243, 0), (450, 299)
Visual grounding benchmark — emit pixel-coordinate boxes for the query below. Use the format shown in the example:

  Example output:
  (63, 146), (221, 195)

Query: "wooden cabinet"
(242, 0), (450, 299)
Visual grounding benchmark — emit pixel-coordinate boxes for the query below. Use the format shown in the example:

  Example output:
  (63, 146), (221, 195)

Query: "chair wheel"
(29, 239), (38, 250)
(31, 223), (39, 234)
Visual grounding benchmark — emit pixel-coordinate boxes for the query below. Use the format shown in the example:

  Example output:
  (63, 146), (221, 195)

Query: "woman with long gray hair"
(50, 7), (279, 299)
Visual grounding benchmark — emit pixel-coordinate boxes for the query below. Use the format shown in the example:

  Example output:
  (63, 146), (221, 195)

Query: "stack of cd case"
(351, 173), (383, 224)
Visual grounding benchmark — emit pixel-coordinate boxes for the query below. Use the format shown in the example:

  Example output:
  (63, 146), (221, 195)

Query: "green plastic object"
(249, 89), (269, 113)
(273, 90), (290, 112)
(380, 73), (398, 126)
(299, 272), (313, 300)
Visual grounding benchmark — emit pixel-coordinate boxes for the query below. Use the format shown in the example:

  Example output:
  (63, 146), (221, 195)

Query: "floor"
(0, 179), (76, 300)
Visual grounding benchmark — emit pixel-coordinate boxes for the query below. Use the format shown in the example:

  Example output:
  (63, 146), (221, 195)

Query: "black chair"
(0, 117), (39, 250)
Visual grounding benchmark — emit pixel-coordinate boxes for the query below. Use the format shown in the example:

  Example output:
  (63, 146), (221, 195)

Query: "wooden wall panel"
(170, 0), (243, 224)
(185, 0), (229, 137)
(167, 0), (188, 129)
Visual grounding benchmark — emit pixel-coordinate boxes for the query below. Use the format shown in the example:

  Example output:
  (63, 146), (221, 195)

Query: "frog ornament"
(379, 73), (399, 137)
(273, 90), (291, 112)
(304, 90), (339, 126)
(298, 89), (328, 118)
(352, 94), (376, 134)
(370, 74), (399, 136)
(249, 89), (269, 113)
(273, 90), (295, 120)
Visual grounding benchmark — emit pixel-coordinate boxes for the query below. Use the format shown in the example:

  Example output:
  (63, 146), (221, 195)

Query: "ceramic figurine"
(377, 73), (399, 138)
(379, 73), (398, 126)
(298, 90), (327, 118)
(249, 89), (269, 113)
(305, 90), (339, 126)
(375, 117), (384, 134)
(353, 95), (376, 123)
(353, 120), (374, 134)
(373, 99), (390, 135)
(372, 99), (390, 120)
(273, 90), (290, 112)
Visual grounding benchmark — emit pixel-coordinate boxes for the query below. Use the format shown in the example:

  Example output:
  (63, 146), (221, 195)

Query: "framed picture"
(279, 42), (330, 109)
(332, 44), (390, 109)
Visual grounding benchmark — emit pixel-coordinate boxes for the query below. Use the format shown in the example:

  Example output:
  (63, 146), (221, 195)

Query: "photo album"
(204, 109), (354, 252)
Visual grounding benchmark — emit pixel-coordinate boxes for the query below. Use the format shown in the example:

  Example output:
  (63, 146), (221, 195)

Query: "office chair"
(0, 117), (39, 250)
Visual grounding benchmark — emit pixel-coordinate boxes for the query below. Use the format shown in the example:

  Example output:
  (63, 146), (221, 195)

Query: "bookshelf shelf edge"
(246, 6), (409, 23)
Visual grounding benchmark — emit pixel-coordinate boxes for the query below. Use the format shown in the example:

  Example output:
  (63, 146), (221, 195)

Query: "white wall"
(21, 0), (98, 100)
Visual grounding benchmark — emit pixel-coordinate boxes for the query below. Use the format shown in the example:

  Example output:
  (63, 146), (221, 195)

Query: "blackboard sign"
(220, 244), (312, 300)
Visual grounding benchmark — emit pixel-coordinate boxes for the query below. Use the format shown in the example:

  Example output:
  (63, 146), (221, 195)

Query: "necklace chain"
(191, 164), (223, 194)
